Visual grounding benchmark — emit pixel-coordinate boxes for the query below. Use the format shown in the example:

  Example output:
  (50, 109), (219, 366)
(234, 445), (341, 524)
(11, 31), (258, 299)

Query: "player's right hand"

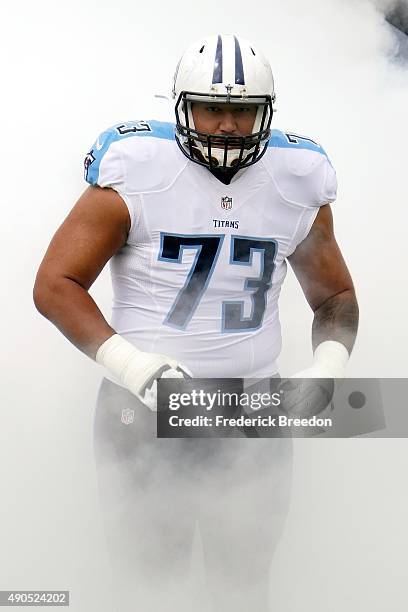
(95, 334), (192, 410)
(141, 365), (192, 412)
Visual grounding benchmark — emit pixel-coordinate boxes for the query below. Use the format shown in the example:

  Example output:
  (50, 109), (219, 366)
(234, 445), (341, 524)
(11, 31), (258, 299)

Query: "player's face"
(192, 102), (257, 142)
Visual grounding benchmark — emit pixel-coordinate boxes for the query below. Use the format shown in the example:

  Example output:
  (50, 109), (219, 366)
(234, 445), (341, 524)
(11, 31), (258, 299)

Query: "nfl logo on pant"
(221, 196), (233, 210)
(121, 408), (135, 425)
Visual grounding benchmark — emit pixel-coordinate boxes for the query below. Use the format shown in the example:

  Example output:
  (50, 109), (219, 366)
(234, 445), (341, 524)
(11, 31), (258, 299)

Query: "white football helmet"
(172, 34), (276, 172)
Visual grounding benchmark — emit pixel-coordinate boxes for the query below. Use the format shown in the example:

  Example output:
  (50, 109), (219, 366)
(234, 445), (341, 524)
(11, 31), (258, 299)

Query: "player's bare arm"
(288, 204), (359, 355)
(285, 203), (358, 381)
(34, 185), (189, 407)
(33, 185), (129, 359)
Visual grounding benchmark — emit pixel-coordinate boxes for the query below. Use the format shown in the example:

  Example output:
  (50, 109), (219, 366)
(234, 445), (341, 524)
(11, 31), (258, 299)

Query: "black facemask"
(174, 91), (273, 173)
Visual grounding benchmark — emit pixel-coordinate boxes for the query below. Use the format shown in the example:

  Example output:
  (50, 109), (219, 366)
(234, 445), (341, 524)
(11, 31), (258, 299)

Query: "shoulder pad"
(84, 120), (176, 189)
(264, 129), (337, 206)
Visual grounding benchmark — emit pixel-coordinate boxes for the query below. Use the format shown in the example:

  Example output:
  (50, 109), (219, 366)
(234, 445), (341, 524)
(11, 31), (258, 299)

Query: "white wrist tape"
(313, 340), (349, 379)
(292, 341), (349, 380)
(95, 334), (179, 397)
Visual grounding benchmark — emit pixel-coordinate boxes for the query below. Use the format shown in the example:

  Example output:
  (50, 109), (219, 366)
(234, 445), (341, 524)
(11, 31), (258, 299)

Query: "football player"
(34, 34), (358, 612)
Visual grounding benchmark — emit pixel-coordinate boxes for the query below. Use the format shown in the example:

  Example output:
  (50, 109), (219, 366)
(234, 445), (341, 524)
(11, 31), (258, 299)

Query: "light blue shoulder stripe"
(268, 129), (328, 157)
(85, 120), (175, 185)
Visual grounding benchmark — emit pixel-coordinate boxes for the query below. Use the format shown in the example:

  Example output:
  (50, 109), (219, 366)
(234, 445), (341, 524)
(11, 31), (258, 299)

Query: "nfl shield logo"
(121, 408), (135, 425)
(221, 196), (233, 210)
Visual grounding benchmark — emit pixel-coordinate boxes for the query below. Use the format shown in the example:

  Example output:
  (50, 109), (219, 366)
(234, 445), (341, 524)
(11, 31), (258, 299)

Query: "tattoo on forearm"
(312, 290), (359, 354)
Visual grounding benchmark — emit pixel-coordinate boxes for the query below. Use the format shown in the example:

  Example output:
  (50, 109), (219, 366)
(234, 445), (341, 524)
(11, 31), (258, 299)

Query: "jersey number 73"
(158, 233), (277, 332)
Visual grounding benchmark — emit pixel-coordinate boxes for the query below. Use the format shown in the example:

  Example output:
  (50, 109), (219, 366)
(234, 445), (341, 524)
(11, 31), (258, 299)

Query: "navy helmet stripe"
(212, 35), (223, 83)
(234, 36), (245, 85)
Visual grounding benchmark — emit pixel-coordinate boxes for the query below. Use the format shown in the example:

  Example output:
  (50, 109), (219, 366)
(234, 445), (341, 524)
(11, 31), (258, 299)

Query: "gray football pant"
(93, 378), (293, 612)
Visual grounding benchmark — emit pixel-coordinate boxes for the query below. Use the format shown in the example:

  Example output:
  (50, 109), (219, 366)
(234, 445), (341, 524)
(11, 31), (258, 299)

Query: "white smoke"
(371, 0), (407, 13)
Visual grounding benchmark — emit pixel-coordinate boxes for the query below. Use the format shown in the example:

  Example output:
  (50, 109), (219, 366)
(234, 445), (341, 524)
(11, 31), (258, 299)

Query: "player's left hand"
(278, 341), (349, 421)
(278, 371), (335, 419)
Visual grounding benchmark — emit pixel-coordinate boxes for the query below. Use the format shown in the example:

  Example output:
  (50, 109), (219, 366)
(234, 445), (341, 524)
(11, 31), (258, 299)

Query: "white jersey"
(84, 120), (337, 378)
